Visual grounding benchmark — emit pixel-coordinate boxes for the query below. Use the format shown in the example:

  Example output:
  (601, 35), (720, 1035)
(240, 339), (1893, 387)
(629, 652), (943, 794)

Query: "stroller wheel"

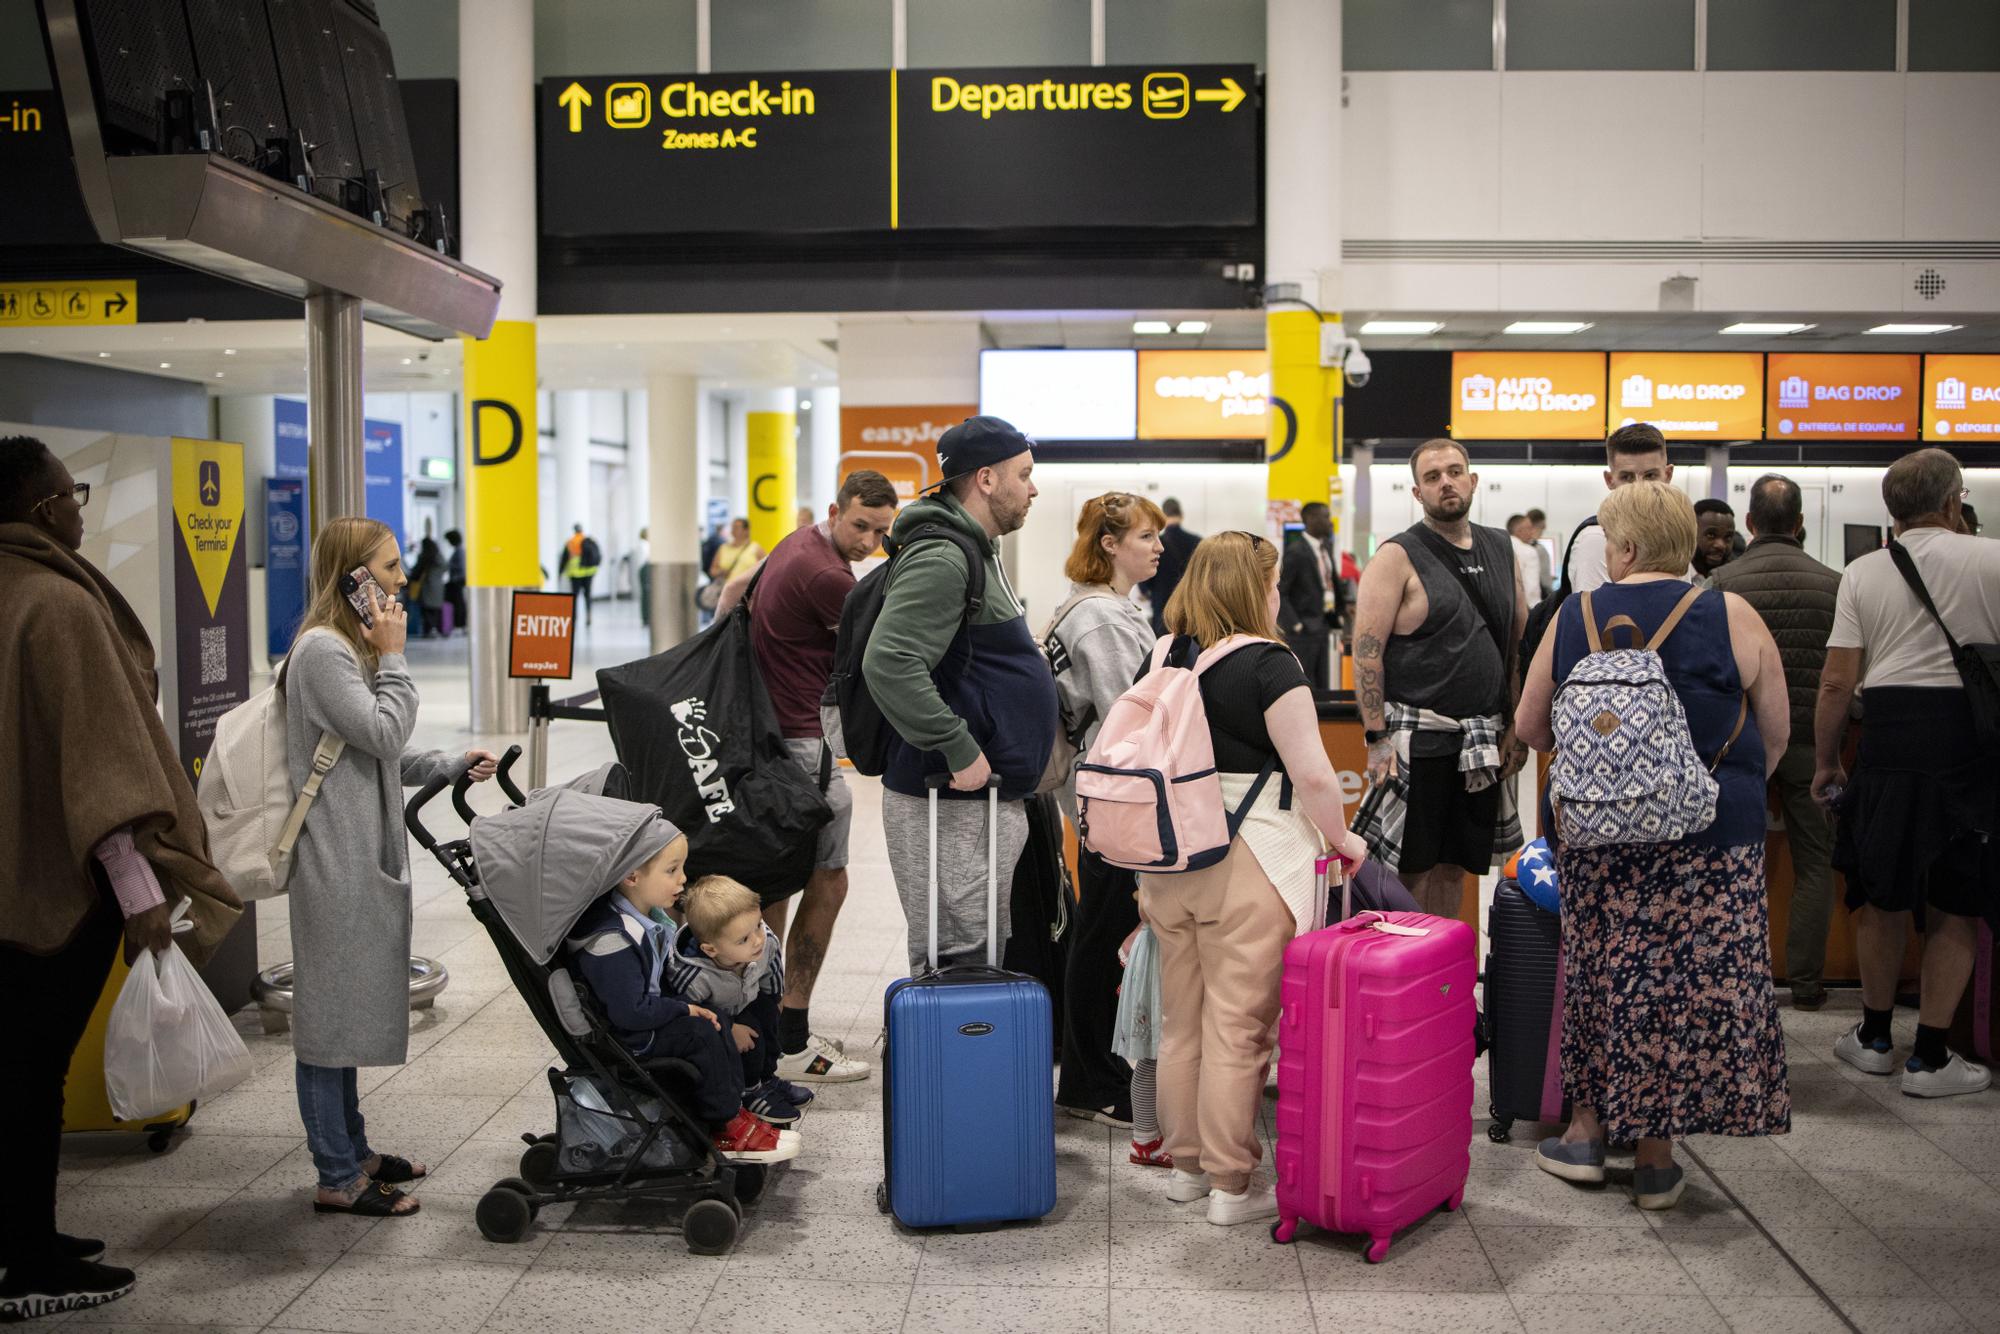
(731, 1162), (768, 1208)
(494, 1177), (541, 1219)
(682, 1198), (738, 1256)
(476, 1186), (534, 1244)
(519, 1141), (560, 1192)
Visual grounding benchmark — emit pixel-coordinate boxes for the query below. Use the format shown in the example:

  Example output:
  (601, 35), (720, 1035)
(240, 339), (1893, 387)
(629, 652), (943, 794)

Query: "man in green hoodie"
(862, 417), (1059, 972)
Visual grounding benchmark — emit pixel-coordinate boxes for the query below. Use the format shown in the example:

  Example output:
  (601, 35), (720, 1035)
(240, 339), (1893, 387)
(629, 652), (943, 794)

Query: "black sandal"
(369, 1154), (427, 1184)
(313, 1180), (420, 1217)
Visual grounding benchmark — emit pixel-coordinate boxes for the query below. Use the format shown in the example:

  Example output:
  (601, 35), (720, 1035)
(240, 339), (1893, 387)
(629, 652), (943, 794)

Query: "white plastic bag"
(103, 904), (254, 1121)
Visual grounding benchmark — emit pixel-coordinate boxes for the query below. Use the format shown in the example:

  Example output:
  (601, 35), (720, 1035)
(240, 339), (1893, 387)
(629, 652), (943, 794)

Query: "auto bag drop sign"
(1449, 352), (1607, 440)
(1766, 353), (1919, 440)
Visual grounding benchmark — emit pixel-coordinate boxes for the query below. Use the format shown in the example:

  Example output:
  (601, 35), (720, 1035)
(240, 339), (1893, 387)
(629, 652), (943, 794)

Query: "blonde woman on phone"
(282, 517), (498, 1217)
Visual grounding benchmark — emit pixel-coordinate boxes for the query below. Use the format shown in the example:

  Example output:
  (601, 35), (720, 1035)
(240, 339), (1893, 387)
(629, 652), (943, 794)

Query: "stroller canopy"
(470, 785), (681, 964)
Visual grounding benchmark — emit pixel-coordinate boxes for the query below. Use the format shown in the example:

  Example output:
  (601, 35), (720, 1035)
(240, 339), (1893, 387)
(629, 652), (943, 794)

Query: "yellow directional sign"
(1196, 76), (1247, 113)
(0, 279), (137, 327)
(557, 81), (592, 133)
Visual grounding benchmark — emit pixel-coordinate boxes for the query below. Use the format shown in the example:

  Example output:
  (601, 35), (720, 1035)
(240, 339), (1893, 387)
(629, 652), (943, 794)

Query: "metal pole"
(528, 683), (550, 789)
(305, 289), (364, 534)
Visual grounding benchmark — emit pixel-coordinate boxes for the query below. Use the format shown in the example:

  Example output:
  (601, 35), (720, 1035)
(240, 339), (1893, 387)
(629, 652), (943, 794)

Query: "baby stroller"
(405, 747), (767, 1255)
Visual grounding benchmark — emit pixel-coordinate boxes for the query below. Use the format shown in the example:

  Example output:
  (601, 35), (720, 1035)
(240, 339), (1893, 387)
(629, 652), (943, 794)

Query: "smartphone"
(339, 566), (385, 628)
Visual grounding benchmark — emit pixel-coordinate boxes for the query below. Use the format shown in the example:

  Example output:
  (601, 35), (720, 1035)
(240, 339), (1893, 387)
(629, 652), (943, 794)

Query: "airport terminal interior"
(2, 1), (1999, 1331)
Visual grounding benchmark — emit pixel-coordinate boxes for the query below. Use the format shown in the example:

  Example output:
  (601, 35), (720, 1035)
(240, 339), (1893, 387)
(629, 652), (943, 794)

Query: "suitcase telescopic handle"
(924, 773), (1004, 971)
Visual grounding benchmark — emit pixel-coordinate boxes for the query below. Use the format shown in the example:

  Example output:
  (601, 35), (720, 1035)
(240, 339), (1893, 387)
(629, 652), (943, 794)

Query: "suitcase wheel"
(1487, 1117), (1512, 1144)
(1444, 1187), (1464, 1213)
(1365, 1236), (1392, 1264)
(1270, 1219), (1297, 1244)
(146, 1130), (173, 1154)
(876, 1181), (890, 1215)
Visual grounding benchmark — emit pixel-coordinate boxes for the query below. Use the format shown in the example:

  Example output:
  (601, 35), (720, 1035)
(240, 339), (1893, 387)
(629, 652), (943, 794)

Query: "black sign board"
(895, 65), (1256, 230)
(539, 70), (890, 236)
(537, 63), (1256, 237)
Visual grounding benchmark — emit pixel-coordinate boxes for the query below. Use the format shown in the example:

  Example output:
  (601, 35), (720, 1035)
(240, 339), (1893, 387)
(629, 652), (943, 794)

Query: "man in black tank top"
(1349, 439), (1529, 917)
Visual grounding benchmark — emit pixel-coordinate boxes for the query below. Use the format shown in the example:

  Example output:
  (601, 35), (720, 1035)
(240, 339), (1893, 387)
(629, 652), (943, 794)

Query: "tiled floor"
(52, 603), (2000, 1333)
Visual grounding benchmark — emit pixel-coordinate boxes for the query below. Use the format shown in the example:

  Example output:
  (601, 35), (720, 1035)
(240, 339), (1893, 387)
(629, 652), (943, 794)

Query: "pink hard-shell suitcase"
(1273, 890), (1477, 1262)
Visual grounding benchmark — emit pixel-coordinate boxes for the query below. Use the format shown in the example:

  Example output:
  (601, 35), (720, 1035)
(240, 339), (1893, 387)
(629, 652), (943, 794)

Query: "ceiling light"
(1175, 320), (1209, 335)
(213, 371), (224, 379)
(799, 399), (812, 411)
(1720, 322), (1814, 335)
(1132, 320), (1172, 335)
(159, 362), (171, 369)
(223, 348), (236, 355)
(1863, 323), (1959, 335)
(96, 351), (110, 358)
(1503, 321), (1593, 335)
(401, 357), (413, 365)
(1360, 320), (1445, 336)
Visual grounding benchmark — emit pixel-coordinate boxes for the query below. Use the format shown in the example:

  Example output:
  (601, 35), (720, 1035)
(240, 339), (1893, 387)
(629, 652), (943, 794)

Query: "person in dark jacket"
(1278, 502), (1339, 689)
(1139, 497), (1201, 635)
(1711, 475), (1842, 1009)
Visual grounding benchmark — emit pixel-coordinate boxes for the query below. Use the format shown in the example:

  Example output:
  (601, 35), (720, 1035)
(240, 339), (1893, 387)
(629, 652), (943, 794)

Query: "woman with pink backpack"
(1079, 530), (1369, 1226)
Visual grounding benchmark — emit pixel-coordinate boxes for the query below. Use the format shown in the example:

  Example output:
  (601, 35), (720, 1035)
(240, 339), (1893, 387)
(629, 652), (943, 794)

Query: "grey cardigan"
(1047, 581), (1156, 822)
(283, 631), (462, 1067)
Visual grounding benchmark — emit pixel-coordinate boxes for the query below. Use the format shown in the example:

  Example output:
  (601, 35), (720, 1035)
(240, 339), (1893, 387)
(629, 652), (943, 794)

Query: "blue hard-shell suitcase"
(878, 780), (1057, 1229)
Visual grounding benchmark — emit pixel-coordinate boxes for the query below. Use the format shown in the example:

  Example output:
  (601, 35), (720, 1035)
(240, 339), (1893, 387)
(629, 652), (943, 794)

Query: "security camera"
(1318, 322), (1371, 387)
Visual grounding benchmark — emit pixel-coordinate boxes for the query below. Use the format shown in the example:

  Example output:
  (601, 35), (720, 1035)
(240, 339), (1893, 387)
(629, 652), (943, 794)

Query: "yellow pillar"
(744, 403), (798, 555)
(1265, 308), (1342, 527)
(461, 320), (541, 588)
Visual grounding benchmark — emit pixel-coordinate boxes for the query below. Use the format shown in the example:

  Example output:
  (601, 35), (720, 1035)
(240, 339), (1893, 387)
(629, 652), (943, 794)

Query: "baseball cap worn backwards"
(932, 416), (1032, 487)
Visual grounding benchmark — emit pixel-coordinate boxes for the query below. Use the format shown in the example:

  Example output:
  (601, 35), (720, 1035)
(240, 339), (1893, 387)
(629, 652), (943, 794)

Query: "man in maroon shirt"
(751, 470), (897, 1082)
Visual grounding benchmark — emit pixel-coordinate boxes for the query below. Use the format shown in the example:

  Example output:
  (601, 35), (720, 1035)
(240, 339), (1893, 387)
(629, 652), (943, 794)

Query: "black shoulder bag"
(1886, 538), (2000, 748)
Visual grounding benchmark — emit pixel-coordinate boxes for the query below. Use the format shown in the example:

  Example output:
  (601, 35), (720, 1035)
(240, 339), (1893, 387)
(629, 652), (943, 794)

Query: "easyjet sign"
(1138, 350), (1270, 439)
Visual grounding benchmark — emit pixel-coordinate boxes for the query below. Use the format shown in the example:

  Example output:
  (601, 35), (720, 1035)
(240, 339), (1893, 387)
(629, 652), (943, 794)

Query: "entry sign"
(1924, 354), (2000, 442)
(509, 590), (577, 680)
(1609, 352), (1763, 441)
(1767, 353), (1919, 441)
(1450, 352), (1607, 441)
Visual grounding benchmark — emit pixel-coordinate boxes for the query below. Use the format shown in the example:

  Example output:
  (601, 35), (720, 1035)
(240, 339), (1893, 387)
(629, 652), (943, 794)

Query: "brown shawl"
(0, 523), (241, 959)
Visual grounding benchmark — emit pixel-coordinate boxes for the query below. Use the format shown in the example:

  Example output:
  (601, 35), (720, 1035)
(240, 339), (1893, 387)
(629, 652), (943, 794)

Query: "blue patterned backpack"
(1548, 587), (1745, 849)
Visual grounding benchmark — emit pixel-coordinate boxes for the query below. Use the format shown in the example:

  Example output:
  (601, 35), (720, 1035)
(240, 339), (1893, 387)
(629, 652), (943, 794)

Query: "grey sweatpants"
(882, 788), (1029, 974)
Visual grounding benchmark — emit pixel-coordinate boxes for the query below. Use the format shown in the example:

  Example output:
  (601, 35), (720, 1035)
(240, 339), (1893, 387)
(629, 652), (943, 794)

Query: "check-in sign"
(1609, 352), (1764, 441)
(509, 591), (577, 680)
(1767, 354), (1919, 441)
(1924, 354), (2000, 442)
(1450, 352), (1607, 440)
(1138, 350), (1269, 439)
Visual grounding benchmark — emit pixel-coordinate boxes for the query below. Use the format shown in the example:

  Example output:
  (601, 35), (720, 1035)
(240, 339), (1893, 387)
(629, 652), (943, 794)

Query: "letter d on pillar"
(463, 319), (537, 733)
(463, 320), (540, 587)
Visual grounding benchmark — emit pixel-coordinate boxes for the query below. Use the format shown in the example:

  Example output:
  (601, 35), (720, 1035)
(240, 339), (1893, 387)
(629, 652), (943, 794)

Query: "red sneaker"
(714, 1109), (801, 1164)
(1129, 1137), (1173, 1168)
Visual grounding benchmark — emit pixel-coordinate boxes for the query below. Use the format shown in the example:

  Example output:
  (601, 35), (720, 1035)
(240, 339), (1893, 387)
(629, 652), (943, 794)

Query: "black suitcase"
(1483, 879), (1567, 1143)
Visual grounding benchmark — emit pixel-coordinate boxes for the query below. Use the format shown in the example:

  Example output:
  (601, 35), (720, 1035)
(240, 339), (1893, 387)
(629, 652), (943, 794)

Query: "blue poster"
(265, 478), (307, 659)
(272, 400), (405, 540)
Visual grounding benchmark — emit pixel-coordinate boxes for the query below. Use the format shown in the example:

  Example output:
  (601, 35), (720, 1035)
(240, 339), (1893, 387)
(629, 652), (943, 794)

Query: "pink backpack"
(1075, 634), (1277, 873)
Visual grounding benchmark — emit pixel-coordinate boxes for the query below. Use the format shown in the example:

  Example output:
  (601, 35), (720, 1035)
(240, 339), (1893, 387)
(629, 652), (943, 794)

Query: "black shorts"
(1400, 754), (1502, 877)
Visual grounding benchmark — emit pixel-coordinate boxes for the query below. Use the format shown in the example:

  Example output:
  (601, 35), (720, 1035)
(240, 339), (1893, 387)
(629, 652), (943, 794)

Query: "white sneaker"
(775, 1032), (871, 1084)
(1834, 1025), (1899, 1076)
(1901, 1053), (1992, 1099)
(1207, 1176), (1280, 1227)
(1165, 1168), (1212, 1203)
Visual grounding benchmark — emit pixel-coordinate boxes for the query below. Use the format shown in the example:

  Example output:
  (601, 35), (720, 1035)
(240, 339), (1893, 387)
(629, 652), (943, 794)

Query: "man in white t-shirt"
(1565, 423), (1686, 593)
(1506, 514), (1543, 610)
(1816, 449), (1999, 1099)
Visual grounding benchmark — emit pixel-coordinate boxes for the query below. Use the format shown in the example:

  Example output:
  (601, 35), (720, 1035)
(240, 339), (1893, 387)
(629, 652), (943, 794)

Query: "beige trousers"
(1138, 841), (1295, 1194)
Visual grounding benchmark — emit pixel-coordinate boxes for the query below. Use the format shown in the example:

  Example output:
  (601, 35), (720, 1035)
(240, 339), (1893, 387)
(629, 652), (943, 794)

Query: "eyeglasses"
(34, 482), (89, 513)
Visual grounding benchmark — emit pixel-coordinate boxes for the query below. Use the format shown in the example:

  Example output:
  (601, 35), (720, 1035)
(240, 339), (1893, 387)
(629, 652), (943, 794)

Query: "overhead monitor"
(978, 350), (1138, 441)
(1449, 351), (1607, 440)
(1137, 350), (1269, 439)
(1767, 353), (1919, 441)
(1608, 352), (1764, 440)
(1923, 354), (2000, 442)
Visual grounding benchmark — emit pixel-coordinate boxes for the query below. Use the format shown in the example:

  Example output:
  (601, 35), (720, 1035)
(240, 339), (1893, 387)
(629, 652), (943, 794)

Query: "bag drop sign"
(509, 590), (577, 679)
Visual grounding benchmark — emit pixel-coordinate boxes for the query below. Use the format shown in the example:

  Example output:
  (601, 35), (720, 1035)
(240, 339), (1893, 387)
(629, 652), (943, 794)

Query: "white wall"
(1340, 70), (2000, 314)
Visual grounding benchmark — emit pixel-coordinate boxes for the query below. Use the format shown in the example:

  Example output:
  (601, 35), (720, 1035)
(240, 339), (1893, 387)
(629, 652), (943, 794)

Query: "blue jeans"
(295, 1061), (373, 1190)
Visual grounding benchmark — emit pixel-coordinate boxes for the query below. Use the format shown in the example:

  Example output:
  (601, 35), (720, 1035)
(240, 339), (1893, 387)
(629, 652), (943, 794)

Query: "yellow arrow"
(557, 81), (592, 133)
(1195, 76), (1246, 114)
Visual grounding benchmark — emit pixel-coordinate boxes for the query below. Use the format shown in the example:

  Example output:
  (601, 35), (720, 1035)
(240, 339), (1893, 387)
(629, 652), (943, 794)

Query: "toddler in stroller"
(405, 752), (795, 1255)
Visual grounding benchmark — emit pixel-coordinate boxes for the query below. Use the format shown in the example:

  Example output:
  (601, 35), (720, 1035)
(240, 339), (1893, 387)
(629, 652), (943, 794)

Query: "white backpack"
(196, 628), (346, 901)
(1547, 588), (1745, 849)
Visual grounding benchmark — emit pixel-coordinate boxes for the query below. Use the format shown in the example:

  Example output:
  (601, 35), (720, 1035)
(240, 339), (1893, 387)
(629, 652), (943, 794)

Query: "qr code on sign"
(199, 625), (228, 685)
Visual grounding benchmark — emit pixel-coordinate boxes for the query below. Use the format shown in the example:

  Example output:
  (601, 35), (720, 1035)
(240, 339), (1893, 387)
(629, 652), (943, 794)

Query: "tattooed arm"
(1352, 544), (1407, 784)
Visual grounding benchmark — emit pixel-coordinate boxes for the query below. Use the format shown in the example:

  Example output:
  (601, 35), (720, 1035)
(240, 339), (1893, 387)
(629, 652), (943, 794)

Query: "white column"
(553, 390), (592, 561)
(646, 373), (702, 652)
(460, 0), (536, 734)
(807, 385), (841, 514)
(1706, 444), (1730, 502)
(626, 389), (650, 554)
(1265, 0), (1342, 310)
